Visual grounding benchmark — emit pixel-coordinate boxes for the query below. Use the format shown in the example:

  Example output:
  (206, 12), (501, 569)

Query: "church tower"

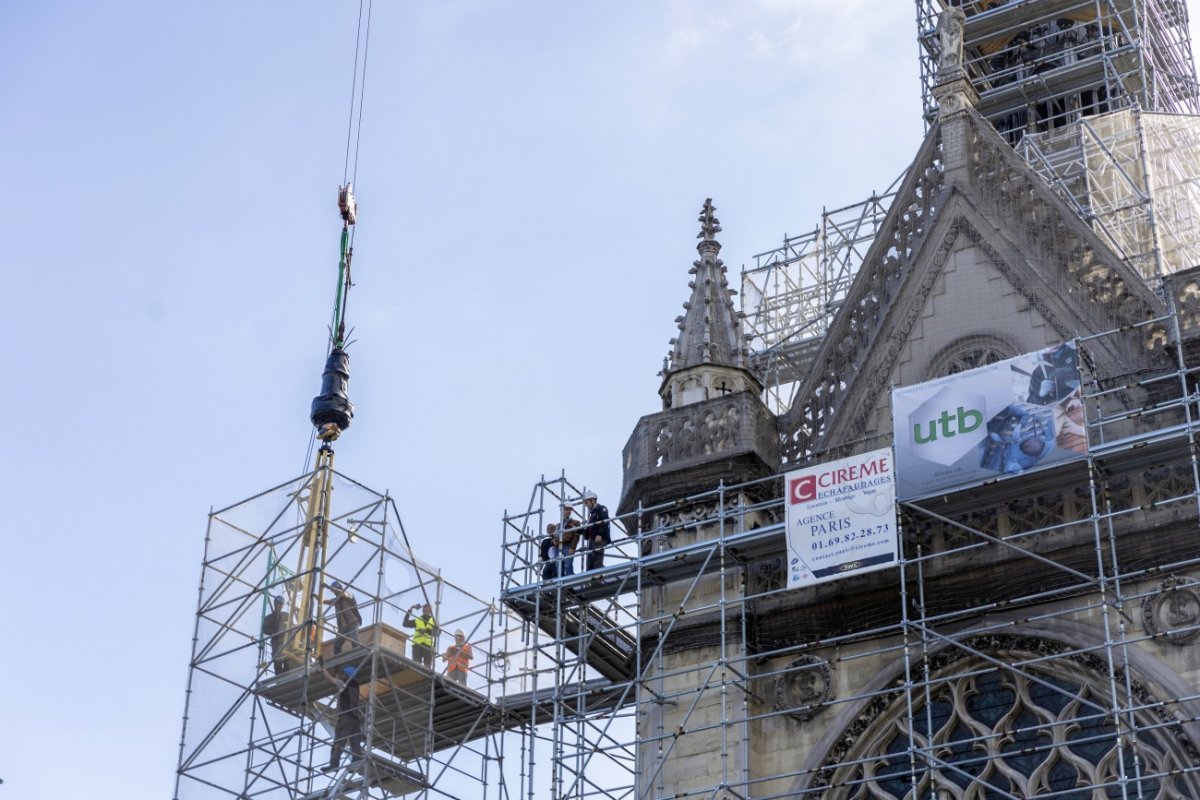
(619, 199), (777, 518)
(619, 200), (778, 799)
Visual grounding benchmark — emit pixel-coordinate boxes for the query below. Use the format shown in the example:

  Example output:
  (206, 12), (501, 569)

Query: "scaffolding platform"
(501, 521), (787, 684)
(501, 677), (634, 724)
(505, 523), (786, 605)
(962, 0), (1115, 42)
(917, 0), (1199, 138)
(297, 755), (427, 799)
(255, 646), (501, 760)
(975, 54), (1140, 120)
(502, 594), (636, 682)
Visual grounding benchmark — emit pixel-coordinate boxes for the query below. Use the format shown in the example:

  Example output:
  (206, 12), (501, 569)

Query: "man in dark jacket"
(262, 595), (292, 674)
(581, 491), (611, 571)
(320, 664), (364, 772)
(325, 580), (363, 655)
(540, 523), (559, 581)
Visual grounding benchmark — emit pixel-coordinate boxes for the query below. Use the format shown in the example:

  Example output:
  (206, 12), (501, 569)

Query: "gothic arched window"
(926, 336), (1015, 380)
(813, 638), (1200, 799)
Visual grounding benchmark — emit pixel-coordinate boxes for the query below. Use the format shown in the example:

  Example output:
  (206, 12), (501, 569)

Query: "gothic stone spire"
(659, 199), (760, 409)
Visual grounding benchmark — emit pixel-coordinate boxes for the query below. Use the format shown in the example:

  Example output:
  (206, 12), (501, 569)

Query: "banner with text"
(891, 341), (1086, 500)
(785, 448), (897, 589)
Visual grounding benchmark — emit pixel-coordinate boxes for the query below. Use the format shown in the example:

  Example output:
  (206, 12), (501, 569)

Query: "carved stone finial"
(697, 198), (722, 248)
(657, 198), (760, 410)
(931, 6), (978, 123)
(936, 7), (966, 76)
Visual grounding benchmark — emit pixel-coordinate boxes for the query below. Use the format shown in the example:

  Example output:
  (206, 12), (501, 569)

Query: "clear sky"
(8, 2), (1190, 797)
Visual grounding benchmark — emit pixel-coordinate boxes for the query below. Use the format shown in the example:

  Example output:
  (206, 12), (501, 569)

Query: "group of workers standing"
(261, 585), (476, 774)
(402, 602), (473, 686)
(260, 587), (474, 684)
(255, 492), (611, 777)
(540, 491), (611, 580)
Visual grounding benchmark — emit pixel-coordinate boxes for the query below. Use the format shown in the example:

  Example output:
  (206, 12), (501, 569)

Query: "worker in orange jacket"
(442, 629), (473, 685)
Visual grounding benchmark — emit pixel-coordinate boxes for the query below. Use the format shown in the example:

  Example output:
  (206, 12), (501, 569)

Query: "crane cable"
(303, 0), (374, 472)
(330, 0), (373, 350)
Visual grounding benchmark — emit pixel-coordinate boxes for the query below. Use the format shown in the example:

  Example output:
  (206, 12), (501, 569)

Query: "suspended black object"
(310, 347), (354, 433)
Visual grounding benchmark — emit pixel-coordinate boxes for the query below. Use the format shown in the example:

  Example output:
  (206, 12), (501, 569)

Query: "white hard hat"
(583, 491), (597, 501)
(454, 629), (466, 637)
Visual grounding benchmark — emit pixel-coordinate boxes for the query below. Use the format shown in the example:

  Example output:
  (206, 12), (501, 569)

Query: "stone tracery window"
(926, 335), (1015, 380)
(818, 643), (1200, 800)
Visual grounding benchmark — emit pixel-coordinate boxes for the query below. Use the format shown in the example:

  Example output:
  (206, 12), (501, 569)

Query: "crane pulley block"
(338, 183), (358, 225)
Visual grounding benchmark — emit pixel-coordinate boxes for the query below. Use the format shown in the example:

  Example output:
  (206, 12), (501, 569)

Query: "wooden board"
(320, 621), (410, 661)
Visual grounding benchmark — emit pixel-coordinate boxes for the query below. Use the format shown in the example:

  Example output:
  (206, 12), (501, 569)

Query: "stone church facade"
(614, 4), (1200, 798)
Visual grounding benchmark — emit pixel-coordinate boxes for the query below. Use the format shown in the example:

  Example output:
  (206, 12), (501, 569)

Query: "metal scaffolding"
(498, 476), (640, 800)
(914, 0), (1199, 141)
(1016, 107), (1200, 283)
(176, 220), (1200, 800)
(495, 285), (1200, 799)
(739, 178), (903, 416)
(173, 469), (536, 800)
(740, 107), (1200, 418)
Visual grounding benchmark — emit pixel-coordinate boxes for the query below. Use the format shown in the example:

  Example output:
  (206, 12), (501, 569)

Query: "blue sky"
(8, 1), (1167, 795)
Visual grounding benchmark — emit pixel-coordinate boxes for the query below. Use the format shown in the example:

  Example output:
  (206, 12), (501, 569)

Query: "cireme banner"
(891, 341), (1087, 500)
(785, 448), (897, 589)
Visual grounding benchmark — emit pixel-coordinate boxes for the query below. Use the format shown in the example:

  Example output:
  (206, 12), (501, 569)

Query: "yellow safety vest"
(413, 616), (435, 647)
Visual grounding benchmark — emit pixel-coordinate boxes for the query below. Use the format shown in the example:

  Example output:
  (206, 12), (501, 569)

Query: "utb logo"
(913, 406), (983, 443)
(905, 387), (987, 467)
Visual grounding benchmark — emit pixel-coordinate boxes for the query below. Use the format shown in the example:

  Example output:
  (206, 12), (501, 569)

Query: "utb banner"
(891, 341), (1086, 500)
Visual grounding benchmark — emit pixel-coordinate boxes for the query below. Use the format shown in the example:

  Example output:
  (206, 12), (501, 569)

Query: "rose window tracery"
(818, 644), (1200, 800)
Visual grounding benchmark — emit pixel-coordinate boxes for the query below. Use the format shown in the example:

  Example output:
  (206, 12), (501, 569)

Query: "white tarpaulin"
(785, 448), (898, 588)
(891, 341), (1086, 500)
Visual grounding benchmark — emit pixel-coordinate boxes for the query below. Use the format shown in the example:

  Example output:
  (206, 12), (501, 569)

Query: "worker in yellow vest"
(442, 629), (473, 685)
(403, 602), (437, 668)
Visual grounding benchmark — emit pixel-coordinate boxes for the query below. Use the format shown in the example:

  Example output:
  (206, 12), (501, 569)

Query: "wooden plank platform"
(253, 630), (505, 762)
(503, 594), (637, 682)
(297, 754), (427, 799)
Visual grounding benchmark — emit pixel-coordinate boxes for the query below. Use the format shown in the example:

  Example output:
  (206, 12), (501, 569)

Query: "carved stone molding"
(777, 129), (945, 465)
(965, 114), (1165, 346)
(1143, 577), (1200, 645)
(620, 390), (779, 515)
(773, 655), (834, 722)
(1165, 266), (1200, 338)
(652, 495), (746, 532)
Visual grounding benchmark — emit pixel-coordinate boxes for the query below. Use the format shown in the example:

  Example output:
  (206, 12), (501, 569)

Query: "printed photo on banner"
(891, 341), (1086, 500)
(784, 448), (897, 589)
